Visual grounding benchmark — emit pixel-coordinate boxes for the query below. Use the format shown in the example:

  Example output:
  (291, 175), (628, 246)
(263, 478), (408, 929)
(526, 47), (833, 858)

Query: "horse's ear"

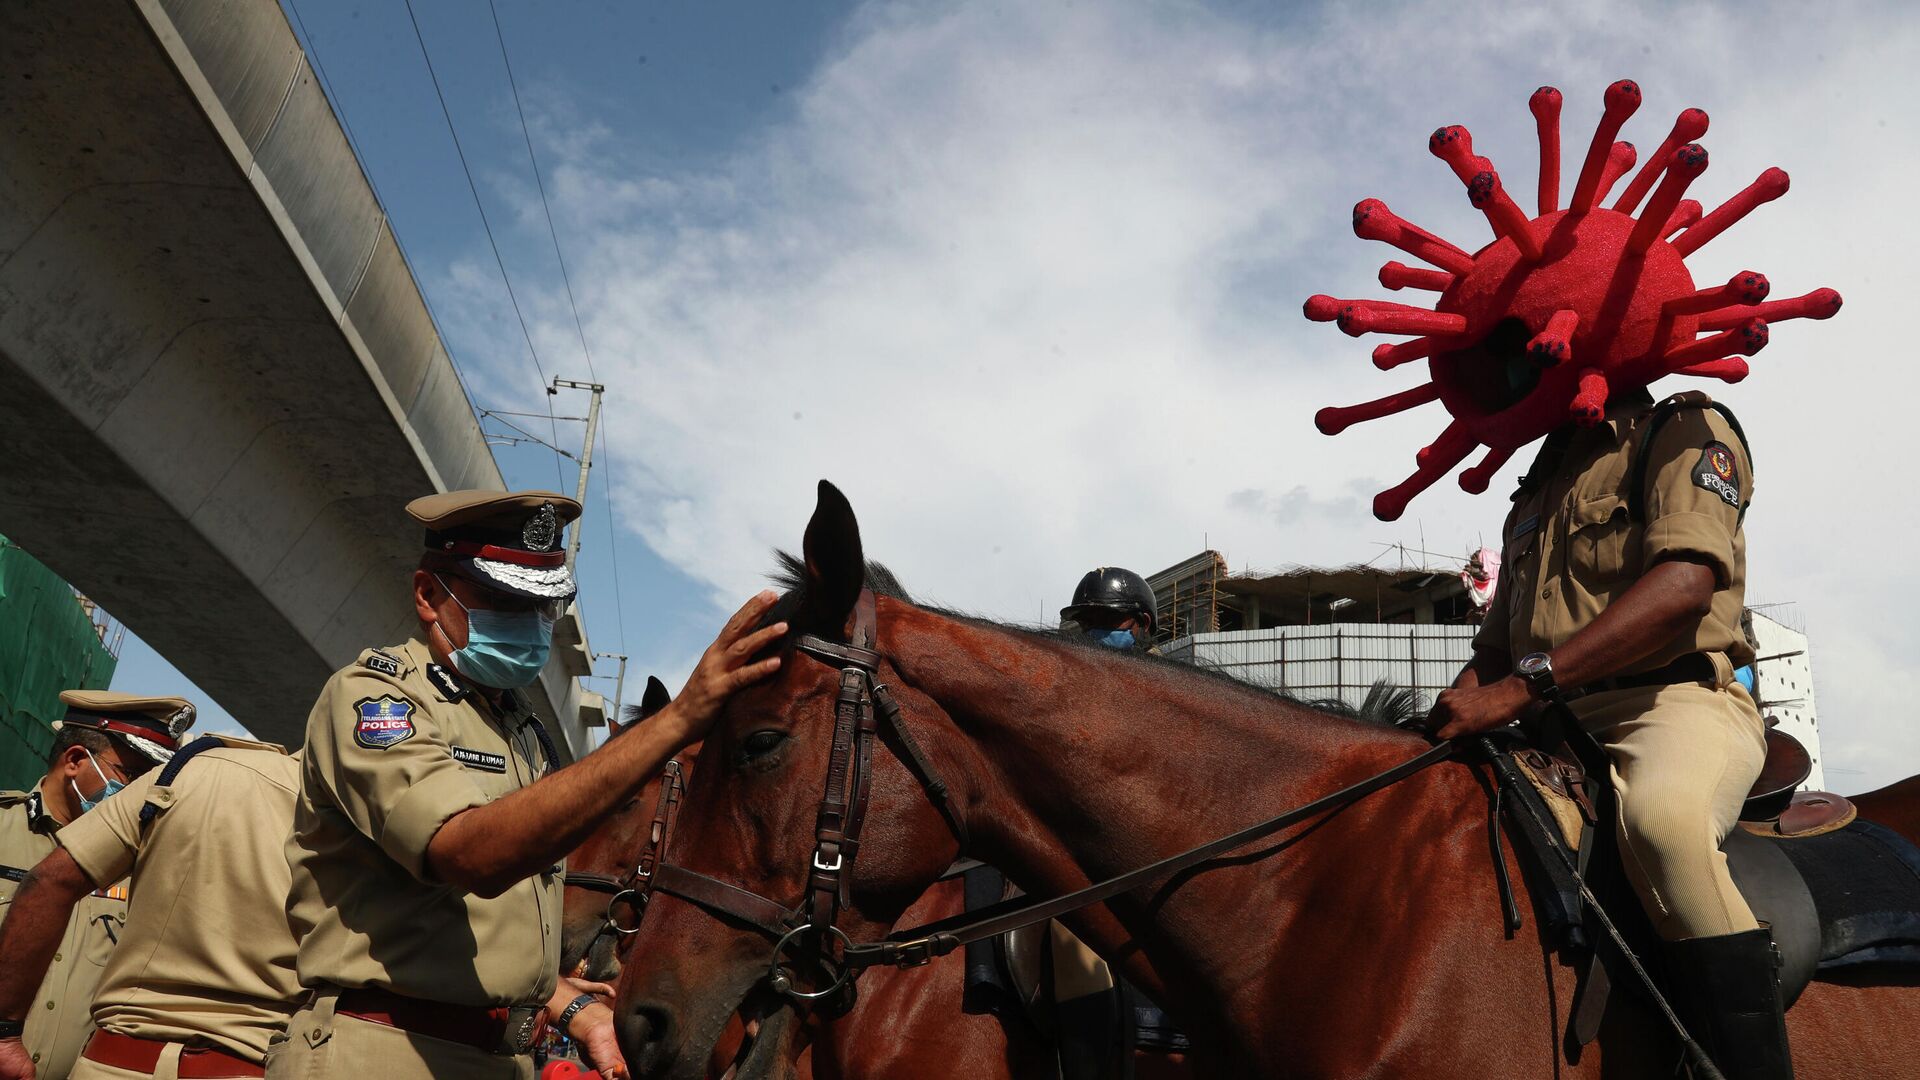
(639, 675), (671, 719)
(800, 480), (865, 636)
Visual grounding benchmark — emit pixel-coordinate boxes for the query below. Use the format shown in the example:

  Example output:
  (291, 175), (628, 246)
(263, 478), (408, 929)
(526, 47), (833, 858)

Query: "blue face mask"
(437, 576), (555, 688)
(1086, 628), (1137, 650)
(72, 751), (125, 814)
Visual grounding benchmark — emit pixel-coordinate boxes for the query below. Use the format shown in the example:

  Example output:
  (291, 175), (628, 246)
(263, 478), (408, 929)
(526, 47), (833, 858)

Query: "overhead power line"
(401, 0), (567, 488)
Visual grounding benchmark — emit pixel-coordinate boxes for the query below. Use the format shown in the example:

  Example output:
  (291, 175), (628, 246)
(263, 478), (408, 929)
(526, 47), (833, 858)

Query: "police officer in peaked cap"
(0, 697), (303, 1080)
(0, 691), (190, 1080)
(274, 491), (787, 1080)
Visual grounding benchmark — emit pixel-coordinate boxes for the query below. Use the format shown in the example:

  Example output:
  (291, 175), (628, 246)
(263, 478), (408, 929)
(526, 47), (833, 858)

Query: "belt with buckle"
(336, 987), (549, 1056)
(84, 1031), (265, 1078)
(1577, 652), (1718, 696)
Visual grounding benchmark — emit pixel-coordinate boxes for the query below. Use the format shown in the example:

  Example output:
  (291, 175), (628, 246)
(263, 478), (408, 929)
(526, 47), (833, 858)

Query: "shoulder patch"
(353, 697), (416, 750)
(1693, 441), (1741, 508)
(451, 746), (508, 773)
(363, 650), (404, 678)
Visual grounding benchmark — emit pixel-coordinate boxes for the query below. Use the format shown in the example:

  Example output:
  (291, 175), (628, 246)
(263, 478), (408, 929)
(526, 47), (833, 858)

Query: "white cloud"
(447, 0), (1920, 789)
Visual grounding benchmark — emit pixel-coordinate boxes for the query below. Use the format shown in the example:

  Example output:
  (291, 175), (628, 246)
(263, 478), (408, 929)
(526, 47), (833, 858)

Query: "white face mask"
(71, 750), (126, 813)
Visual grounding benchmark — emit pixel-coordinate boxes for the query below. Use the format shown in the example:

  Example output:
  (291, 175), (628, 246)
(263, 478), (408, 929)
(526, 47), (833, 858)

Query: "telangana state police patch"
(1693, 441), (1741, 508)
(353, 697), (416, 750)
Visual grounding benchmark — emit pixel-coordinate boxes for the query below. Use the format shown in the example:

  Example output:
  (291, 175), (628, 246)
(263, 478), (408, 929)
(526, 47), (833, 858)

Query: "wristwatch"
(556, 993), (598, 1034)
(0, 1018), (23, 1039)
(1515, 652), (1561, 703)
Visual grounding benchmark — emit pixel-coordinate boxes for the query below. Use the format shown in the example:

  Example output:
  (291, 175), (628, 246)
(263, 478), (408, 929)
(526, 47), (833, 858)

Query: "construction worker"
(1430, 389), (1785, 1078)
(0, 692), (190, 1078)
(271, 491), (784, 1080)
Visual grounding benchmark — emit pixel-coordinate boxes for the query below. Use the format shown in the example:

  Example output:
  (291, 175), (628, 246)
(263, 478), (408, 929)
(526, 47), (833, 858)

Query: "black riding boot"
(1055, 990), (1120, 1080)
(1665, 926), (1794, 1080)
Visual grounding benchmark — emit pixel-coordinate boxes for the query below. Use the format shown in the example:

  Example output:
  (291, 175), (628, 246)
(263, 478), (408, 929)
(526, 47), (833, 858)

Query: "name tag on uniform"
(1513, 514), (1539, 540)
(451, 746), (507, 773)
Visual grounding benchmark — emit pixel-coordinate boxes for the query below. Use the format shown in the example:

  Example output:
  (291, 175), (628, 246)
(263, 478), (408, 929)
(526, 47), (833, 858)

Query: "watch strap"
(556, 993), (598, 1033)
(0, 1018), (23, 1039)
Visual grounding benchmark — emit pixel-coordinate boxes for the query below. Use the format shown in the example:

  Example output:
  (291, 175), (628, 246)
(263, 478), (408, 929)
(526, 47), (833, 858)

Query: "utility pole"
(594, 651), (628, 729)
(549, 377), (604, 571)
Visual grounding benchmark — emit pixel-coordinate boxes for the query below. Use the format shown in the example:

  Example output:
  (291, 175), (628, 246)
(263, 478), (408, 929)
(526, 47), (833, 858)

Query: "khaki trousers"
(1570, 680), (1767, 942)
(1048, 920), (1114, 1002)
(263, 992), (532, 1080)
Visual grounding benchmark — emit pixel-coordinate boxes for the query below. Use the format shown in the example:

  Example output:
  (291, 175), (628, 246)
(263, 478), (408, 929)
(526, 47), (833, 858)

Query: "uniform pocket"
(1568, 494), (1632, 585)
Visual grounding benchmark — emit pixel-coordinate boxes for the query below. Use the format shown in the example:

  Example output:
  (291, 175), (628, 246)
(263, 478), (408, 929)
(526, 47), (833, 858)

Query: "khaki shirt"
(0, 784), (127, 1079)
(1474, 394), (1755, 678)
(285, 638), (563, 1007)
(56, 739), (302, 1063)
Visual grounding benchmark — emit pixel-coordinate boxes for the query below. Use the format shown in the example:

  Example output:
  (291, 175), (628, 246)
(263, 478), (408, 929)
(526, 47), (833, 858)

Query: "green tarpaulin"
(0, 537), (117, 790)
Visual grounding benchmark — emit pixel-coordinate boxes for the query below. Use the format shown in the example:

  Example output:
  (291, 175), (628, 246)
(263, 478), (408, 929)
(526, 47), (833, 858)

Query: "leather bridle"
(566, 756), (686, 946)
(632, 586), (1458, 1005)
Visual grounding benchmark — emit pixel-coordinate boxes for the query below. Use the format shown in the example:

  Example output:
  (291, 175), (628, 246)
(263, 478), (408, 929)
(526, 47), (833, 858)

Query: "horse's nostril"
(620, 1000), (674, 1068)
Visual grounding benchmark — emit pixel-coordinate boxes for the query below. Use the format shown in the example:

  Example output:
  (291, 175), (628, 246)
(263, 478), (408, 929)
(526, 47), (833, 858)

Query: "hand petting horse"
(612, 481), (1920, 1078)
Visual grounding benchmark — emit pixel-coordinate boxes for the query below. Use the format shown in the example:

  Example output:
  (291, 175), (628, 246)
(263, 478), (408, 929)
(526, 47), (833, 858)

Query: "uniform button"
(1541, 586), (1552, 598)
(311, 1028), (322, 1039)
(45, 1000), (55, 1009)
(31, 1053), (40, 1063)
(52, 952), (61, 962)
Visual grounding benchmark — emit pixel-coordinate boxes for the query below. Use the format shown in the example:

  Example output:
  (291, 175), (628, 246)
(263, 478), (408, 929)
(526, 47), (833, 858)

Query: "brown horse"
(615, 481), (1920, 1078)
(569, 681), (1053, 1078)
(1850, 774), (1920, 848)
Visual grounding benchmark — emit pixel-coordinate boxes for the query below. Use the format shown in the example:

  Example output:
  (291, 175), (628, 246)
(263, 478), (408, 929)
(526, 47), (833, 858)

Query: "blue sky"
(108, 0), (1920, 788)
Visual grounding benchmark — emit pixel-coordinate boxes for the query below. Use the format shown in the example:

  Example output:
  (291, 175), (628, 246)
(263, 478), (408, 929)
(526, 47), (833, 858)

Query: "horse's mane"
(765, 551), (1424, 729)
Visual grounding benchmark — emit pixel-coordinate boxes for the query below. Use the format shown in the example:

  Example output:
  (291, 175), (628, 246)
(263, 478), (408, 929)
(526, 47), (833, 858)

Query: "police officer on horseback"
(1061, 567), (1157, 652)
(1429, 389), (1788, 1079)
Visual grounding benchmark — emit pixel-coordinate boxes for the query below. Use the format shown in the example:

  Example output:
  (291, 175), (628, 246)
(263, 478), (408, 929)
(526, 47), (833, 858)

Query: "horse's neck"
(885, 604), (1429, 895)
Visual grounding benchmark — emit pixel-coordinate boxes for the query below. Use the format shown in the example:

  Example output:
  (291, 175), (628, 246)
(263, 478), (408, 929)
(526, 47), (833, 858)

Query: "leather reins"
(636, 587), (1458, 1003)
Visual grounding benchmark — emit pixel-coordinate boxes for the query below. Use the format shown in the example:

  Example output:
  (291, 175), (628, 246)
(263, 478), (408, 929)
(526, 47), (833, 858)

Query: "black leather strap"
(650, 863), (797, 939)
(1578, 652), (1716, 696)
(555, 993), (598, 1033)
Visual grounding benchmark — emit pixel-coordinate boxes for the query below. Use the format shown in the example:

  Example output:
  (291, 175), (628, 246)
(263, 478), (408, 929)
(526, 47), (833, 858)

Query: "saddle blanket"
(1774, 818), (1920, 970)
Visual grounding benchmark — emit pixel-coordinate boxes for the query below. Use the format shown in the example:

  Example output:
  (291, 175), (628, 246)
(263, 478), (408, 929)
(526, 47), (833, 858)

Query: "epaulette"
(1629, 393), (1751, 524)
(0, 790), (31, 808)
(359, 648), (410, 679)
(137, 736), (228, 833)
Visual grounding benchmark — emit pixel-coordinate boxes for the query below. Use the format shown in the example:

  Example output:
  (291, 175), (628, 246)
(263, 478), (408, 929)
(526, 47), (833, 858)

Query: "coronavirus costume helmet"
(1305, 80), (1842, 521)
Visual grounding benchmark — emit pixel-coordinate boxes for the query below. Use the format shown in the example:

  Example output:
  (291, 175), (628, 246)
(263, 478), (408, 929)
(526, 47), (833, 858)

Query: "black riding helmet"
(1060, 567), (1156, 631)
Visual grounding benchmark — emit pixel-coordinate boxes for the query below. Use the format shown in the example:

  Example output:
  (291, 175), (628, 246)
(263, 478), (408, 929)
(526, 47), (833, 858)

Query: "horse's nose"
(620, 996), (677, 1074)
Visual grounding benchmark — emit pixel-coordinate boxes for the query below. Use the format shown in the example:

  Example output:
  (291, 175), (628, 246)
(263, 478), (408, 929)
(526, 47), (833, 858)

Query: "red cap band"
(65, 715), (179, 751)
(440, 541), (568, 568)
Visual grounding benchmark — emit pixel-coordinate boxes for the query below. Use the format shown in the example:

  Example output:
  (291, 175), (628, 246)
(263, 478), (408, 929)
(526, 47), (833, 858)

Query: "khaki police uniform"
(273, 638), (562, 1080)
(0, 784), (127, 1080)
(51, 737), (299, 1078)
(1475, 392), (1764, 941)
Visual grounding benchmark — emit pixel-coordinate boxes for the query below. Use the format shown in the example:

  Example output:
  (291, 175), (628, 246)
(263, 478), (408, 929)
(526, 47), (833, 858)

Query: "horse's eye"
(742, 730), (787, 760)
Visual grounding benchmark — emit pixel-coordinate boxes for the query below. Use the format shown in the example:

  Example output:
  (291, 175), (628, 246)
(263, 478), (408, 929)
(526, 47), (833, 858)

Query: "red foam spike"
(1315, 382), (1441, 435)
(1569, 368), (1610, 426)
(1378, 261), (1454, 292)
(1374, 422), (1475, 521)
(1663, 317), (1769, 368)
(1699, 287), (1843, 331)
(1676, 357), (1750, 384)
(1305, 294), (1426, 322)
(1671, 167), (1790, 257)
(1570, 79), (1643, 214)
(1595, 141), (1637, 205)
(1372, 336), (1451, 370)
(1338, 303), (1469, 338)
(1459, 445), (1516, 494)
(1663, 199), (1702, 237)
(1351, 199), (1474, 276)
(1529, 86), (1562, 215)
(1527, 309), (1579, 367)
(1664, 270), (1770, 317)
(1612, 107), (1710, 214)
(1627, 143), (1709, 254)
(1428, 127), (1543, 260)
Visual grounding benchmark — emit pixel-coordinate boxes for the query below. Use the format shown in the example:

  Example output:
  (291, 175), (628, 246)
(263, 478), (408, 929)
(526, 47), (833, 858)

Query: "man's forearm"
(0, 849), (94, 1020)
(1452, 647), (1512, 690)
(428, 705), (697, 896)
(1540, 558), (1717, 689)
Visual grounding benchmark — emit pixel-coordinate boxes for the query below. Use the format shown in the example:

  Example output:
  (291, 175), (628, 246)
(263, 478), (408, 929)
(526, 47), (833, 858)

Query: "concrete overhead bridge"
(0, 0), (602, 750)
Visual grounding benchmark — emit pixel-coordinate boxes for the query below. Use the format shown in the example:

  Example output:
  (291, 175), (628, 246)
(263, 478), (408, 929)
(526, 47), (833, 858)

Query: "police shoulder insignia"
(426, 664), (469, 703)
(1693, 441), (1741, 508)
(352, 697), (416, 750)
(363, 651), (404, 678)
